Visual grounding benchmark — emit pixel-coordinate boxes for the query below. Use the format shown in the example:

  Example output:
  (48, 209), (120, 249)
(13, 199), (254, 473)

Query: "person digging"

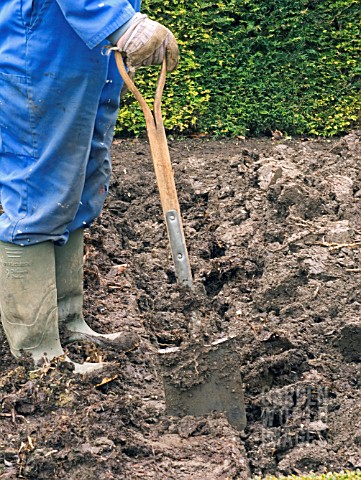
(0, 1), (178, 373)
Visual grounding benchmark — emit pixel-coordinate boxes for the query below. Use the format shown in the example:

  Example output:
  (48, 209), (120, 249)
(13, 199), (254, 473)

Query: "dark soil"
(1, 132), (361, 479)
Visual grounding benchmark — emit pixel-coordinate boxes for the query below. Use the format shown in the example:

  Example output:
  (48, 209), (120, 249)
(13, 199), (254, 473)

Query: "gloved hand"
(115, 14), (179, 72)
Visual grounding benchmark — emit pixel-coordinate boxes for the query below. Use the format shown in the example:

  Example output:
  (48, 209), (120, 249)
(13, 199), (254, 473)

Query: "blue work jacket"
(0, 0), (141, 245)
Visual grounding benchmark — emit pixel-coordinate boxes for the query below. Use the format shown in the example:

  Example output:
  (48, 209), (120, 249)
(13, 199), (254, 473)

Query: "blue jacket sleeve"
(55, 0), (141, 49)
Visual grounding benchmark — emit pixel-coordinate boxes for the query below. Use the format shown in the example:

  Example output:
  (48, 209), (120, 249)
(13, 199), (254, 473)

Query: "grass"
(253, 472), (361, 480)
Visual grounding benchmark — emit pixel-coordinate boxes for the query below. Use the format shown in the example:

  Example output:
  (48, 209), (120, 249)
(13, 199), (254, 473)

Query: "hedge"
(115, 0), (361, 137)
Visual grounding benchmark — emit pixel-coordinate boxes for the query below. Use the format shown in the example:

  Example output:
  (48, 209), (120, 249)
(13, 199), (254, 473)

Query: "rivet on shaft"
(178, 253), (183, 260)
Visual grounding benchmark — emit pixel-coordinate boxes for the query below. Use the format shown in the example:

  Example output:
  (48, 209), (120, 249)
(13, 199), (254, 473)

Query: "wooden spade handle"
(114, 52), (193, 288)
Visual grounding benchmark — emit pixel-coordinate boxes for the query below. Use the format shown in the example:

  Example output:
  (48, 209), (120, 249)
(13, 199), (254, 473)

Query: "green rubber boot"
(0, 241), (103, 374)
(55, 229), (123, 344)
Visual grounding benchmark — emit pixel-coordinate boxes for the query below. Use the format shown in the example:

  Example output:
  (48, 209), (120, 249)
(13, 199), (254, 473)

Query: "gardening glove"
(114, 13), (179, 73)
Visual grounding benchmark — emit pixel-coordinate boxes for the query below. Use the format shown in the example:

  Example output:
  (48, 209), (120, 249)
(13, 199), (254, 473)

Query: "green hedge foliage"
(115, 0), (361, 137)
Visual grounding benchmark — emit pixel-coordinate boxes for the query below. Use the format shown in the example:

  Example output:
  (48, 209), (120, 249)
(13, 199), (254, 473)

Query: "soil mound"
(1, 132), (361, 478)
